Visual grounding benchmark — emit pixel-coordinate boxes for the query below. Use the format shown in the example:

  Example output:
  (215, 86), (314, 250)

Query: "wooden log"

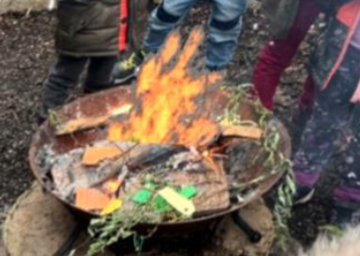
(221, 125), (263, 140)
(49, 141), (181, 199)
(49, 88), (133, 136)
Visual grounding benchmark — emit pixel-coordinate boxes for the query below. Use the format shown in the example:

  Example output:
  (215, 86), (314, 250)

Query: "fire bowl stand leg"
(231, 212), (262, 243)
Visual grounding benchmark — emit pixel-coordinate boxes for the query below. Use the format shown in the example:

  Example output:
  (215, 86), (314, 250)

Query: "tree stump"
(3, 182), (113, 256)
(214, 199), (275, 256)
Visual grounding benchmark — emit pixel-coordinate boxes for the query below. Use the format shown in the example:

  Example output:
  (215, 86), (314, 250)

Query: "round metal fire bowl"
(29, 86), (291, 233)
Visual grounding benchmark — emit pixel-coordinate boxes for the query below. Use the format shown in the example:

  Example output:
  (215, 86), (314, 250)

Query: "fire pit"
(28, 28), (291, 252)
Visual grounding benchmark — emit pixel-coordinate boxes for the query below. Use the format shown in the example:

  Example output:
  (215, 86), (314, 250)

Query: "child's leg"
(328, 109), (360, 226)
(291, 76), (315, 150)
(142, 0), (199, 53)
(251, 0), (319, 110)
(206, 0), (249, 69)
(293, 48), (360, 189)
(84, 56), (118, 93)
(41, 55), (87, 118)
(298, 76), (316, 108)
(333, 112), (360, 210)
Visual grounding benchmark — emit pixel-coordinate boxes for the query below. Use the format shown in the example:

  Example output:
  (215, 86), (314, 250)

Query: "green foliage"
(222, 85), (296, 250)
(87, 205), (149, 255)
(219, 85), (260, 127)
(319, 225), (344, 237)
(264, 121), (295, 251)
(273, 169), (296, 250)
(87, 179), (190, 256)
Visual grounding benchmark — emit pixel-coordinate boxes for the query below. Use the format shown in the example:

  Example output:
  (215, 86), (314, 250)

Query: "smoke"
(298, 225), (360, 256)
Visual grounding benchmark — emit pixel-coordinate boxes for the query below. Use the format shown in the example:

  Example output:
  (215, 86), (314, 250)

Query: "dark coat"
(55, 0), (120, 57)
(309, 0), (360, 103)
(262, 0), (300, 39)
(262, 0), (349, 40)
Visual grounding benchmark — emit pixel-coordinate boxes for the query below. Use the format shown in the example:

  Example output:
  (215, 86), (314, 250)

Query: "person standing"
(112, 0), (250, 84)
(39, 0), (120, 123)
(251, 0), (320, 112)
(292, 0), (360, 227)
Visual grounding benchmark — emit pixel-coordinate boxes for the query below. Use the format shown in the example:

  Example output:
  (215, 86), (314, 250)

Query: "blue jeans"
(143, 0), (249, 69)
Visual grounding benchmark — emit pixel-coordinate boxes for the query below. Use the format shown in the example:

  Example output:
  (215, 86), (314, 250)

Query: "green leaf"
(179, 186), (197, 199)
(132, 190), (152, 204)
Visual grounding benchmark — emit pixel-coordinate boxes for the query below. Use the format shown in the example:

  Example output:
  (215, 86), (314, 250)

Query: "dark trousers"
(293, 46), (360, 206)
(41, 55), (117, 118)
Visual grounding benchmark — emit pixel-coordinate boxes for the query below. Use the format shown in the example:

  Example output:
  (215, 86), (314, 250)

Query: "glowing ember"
(108, 28), (223, 146)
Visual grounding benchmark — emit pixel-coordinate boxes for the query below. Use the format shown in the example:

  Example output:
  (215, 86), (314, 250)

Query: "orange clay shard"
(108, 28), (223, 146)
(82, 146), (123, 166)
(75, 188), (110, 211)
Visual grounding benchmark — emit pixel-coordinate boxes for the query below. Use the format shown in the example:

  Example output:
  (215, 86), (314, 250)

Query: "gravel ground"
(0, 12), (56, 227)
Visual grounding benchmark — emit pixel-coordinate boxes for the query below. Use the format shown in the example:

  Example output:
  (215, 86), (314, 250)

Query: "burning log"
(51, 89), (133, 135)
(38, 141), (182, 199)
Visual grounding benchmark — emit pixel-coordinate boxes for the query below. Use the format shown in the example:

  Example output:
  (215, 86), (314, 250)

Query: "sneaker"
(330, 203), (359, 228)
(112, 51), (145, 85)
(293, 186), (315, 205)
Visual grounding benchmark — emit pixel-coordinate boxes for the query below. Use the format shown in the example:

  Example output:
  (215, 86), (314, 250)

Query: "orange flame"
(108, 28), (223, 146)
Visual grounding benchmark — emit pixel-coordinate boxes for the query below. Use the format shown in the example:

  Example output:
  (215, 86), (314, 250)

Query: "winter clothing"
(142, 0), (249, 69)
(310, 0), (360, 102)
(350, 22), (360, 49)
(293, 0), (360, 211)
(263, 0), (352, 40)
(41, 0), (120, 119)
(119, 0), (159, 52)
(294, 46), (360, 186)
(252, 0), (319, 110)
(56, 0), (120, 57)
(41, 55), (118, 118)
(262, 0), (301, 40)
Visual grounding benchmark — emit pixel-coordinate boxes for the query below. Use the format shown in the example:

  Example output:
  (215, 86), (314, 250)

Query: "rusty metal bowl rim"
(28, 86), (291, 227)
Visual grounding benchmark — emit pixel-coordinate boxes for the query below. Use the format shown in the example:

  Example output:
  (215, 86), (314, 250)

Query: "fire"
(108, 28), (223, 146)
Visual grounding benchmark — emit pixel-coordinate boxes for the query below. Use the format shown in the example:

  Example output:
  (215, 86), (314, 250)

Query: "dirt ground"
(0, 2), (339, 255)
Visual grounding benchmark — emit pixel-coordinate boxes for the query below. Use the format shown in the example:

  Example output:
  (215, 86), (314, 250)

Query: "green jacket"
(55, 0), (120, 57)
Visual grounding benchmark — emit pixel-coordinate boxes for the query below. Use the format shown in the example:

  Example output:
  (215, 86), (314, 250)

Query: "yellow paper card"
(101, 199), (123, 216)
(158, 187), (195, 217)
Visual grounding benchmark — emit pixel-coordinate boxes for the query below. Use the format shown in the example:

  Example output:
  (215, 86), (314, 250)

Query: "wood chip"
(222, 125), (263, 140)
(82, 146), (122, 166)
(75, 188), (110, 211)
